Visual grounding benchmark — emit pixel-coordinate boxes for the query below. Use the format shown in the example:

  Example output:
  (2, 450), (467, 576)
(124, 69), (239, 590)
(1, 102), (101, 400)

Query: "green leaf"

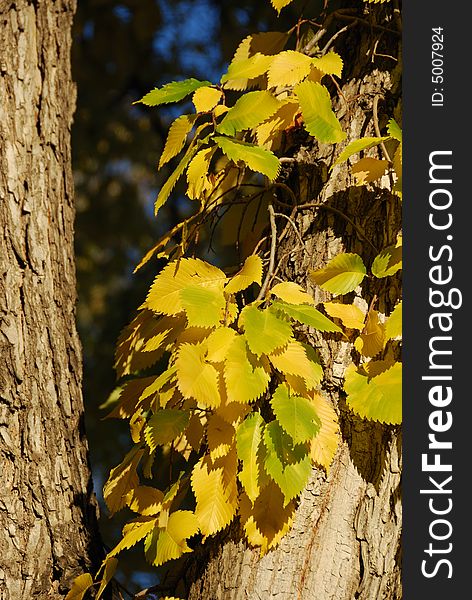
(137, 79), (212, 107)
(180, 285), (226, 327)
(310, 253), (367, 295)
(241, 304), (293, 356)
(295, 80), (346, 144)
(145, 409), (190, 451)
(344, 362), (402, 424)
(371, 244), (402, 278)
(385, 301), (402, 340)
(214, 136), (280, 180)
(221, 53), (273, 85)
(272, 300), (342, 333)
(263, 421), (312, 504)
(237, 413), (264, 502)
(217, 91), (280, 136)
(332, 136), (390, 168)
(159, 114), (197, 169)
(271, 383), (321, 444)
(387, 118), (402, 142)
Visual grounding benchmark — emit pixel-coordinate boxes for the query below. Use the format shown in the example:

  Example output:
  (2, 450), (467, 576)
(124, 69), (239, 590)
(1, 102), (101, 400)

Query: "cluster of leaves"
(68, 0), (402, 596)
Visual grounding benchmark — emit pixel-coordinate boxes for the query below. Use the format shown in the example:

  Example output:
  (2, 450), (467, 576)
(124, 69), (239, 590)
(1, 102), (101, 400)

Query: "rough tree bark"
(166, 8), (402, 600)
(0, 1), (102, 598)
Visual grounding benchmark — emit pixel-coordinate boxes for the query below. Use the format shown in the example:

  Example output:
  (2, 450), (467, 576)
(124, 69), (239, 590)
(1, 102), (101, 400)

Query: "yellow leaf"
(270, 0), (295, 14)
(270, 281), (314, 305)
(159, 114), (197, 170)
(181, 284), (226, 327)
(269, 341), (322, 389)
(255, 99), (299, 150)
(312, 51), (343, 77)
(185, 413), (205, 452)
(216, 399), (251, 425)
(95, 557), (118, 600)
(127, 486), (164, 516)
(145, 510), (199, 567)
(192, 86), (222, 112)
(109, 517), (158, 558)
(207, 413), (235, 460)
(191, 459), (237, 537)
(65, 573), (94, 600)
(267, 50), (313, 87)
(309, 393), (340, 473)
(323, 302), (365, 330)
(145, 258), (227, 316)
(225, 254), (263, 295)
(206, 327), (237, 363)
(130, 410), (146, 443)
(187, 146), (216, 200)
(223, 335), (271, 403)
(103, 447), (143, 514)
(355, 309), (385, 357)
(176, 342), (221, 408)
(351, 157), (389, 186)
(385, 301), (402, 340)
(212, 444), (239, 505)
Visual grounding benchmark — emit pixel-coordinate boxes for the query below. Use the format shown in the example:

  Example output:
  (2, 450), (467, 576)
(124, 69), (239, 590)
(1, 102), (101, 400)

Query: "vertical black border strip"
(404, 1), (469, 597)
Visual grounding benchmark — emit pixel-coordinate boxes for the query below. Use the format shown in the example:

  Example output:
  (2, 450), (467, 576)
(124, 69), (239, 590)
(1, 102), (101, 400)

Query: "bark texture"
(0, 1), (102, 597)
(167, 13), (402, 600)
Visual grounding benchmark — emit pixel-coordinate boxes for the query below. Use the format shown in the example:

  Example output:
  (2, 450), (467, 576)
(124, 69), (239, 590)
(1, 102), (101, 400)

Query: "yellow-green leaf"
(159, 114), (197, 169)
(271, 383), (321, 444)
(127, 486), (164, 516)
(155, 141), (200, 214)
(295, 80), (346, 143)
(236, 413), (264, 502)
(270, 281), (313, 305)
(221, 53), (273, 85)
(332, 136), (390, 168)
(372, 243), (402, 278)
(387, 117), (402, 142)
(214, 136), (280, 181)
(145, 258), (226, 316)
(241, 304), (293, 356)
(224, 335), (270, 404)
(310, 253), (366, 295)
(145, 409), (190, 451)
(193, 86), (223, 112)
(109, 517), (158, 558)
(269, 340), (322, 389)
(138, 79), (211, 107)
(323, 302), (365, 330)
(311, 51), (343, 77)
(65, 574), (94, 600)
(144, 510), (199, 566)
(217, 92), (279, 137)
(272, 300), (342, 333)
(176, 342), (221, 408)
(181, 285), (226, 327)
(267, 50), (313, 87)
(385, 301), (402, 340)
(186, 146), (216, 200)
(344, 362), (402, 424)
(225, 255), (263, 294)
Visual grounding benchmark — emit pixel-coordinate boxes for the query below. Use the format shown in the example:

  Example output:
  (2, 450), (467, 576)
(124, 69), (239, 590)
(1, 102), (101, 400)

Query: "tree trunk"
(0, 1), (102, 597)
(168, 16), (402, 600)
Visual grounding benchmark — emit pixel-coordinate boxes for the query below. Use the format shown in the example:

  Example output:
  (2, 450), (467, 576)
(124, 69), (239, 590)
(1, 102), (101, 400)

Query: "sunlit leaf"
(103, 447), (143, 514)
(267, 50), (313, 87)
(224, 335), (270, 404)
(236, 413), (264, 502)
(159, 114), (197, 169)
(332, 136), (389, 168)
(176, 342), (221, 408)
(312, 51), (343, 77)
(225, 255), (263, 295)
(271, 383), (321, 444)
(344, 362), (402, 424)
(221, 53), (273, 85)
(144, 511), (199, 566)
(309, 393), (340, 472)
(193, 86), (223, 112)
(310, 253), (366, 295)
(387, 117), (402, 142)
(181, 285), (226, 327)
(241, 304), (293, 356)
(269, 341), (322, 389)
(65, 574), (94, 600)
(138, 79), (211, 106)
(323, 302), (365, 330)
(214, 136), (281, 180)
(371, 243), (402, 277)
(295, 80), (346, 143)
(270, 281), (314, 305)
(206, 327), (237, 363)
(385, 301), (402, 340)
(272, 300), (342, 332)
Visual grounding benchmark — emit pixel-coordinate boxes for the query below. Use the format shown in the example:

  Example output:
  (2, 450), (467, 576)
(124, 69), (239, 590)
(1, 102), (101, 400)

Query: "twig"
(257, 204), (277, 301)
(273, 212), (305, 248)
(321, 24), (352, 54)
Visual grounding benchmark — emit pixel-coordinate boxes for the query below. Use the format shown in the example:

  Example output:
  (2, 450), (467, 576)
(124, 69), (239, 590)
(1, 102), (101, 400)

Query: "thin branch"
(257, 204), (277, 301)
(373, 94), (392, 162)
(273, 212), (305, 248)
